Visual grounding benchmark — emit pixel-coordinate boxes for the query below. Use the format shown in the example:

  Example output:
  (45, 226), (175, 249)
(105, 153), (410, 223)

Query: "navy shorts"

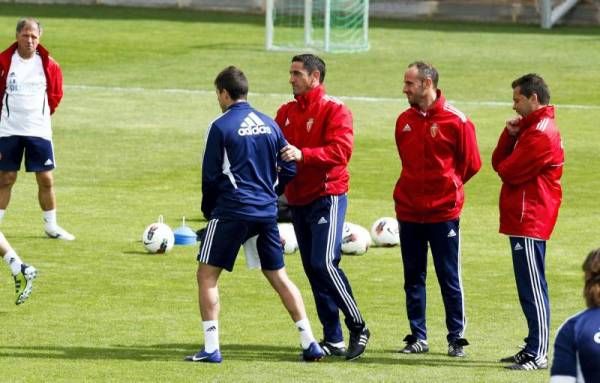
(197, 218), (284, 272)
(0, 136), (55, 172)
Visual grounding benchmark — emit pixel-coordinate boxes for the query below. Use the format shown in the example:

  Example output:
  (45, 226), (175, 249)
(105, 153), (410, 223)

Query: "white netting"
(266, 0), (369, 53)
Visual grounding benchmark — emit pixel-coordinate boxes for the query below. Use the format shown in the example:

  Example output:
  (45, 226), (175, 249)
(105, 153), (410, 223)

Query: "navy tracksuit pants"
(291, 194), (366, 343)
(509, 236), (549, 361)
(399, 219), (466, 343)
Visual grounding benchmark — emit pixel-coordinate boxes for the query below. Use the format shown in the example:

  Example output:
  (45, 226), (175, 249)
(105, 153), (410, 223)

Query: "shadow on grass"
(121, 251), (154, 256)
(0, 343), (297, 362)
(0, 343), (503, 367)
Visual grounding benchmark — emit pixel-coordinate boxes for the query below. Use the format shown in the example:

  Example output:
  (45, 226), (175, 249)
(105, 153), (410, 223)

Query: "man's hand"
(506, 117), (521, 136)
(196, 227), (207, 242)
(280, 144), (303, 162)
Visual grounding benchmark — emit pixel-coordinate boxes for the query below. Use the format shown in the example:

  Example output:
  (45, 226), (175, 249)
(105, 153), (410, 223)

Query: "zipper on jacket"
(4, 93), (8, 118)
(42, 93), (46, 115)
(519, 191), (526, 223)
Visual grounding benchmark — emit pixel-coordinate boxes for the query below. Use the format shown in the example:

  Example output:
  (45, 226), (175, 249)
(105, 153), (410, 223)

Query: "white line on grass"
(65, 84), (600, 110)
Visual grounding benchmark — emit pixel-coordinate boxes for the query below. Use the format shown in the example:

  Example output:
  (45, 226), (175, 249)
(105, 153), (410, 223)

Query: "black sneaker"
(399, 334), (429, 354)
(346, 327), (370, 361)
(504, 352), (548, 370)
(448, 338), (469, 357)
(319, 340), (346, 357)
(500, 349), (529, 363)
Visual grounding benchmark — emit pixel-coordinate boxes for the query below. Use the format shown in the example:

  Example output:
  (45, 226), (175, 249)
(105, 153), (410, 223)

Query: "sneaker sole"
(400, 349), (429, 354)
(303, 357), (323, 362)
(346, 351), (365, 361)
(45, 230), (75, 241)
(15, 271), (37, 305)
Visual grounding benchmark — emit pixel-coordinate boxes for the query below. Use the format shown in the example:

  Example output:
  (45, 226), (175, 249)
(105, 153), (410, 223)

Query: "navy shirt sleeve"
(551, 318), (578, 379)
(201, 123), (223, 220)
(275, 129), (296, 196)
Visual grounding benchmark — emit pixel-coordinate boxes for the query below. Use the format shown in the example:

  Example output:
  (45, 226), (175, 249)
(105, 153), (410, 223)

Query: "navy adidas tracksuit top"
(201, 101), (295, 221)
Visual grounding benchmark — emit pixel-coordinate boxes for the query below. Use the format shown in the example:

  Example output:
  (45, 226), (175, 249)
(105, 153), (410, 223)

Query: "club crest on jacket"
(306, 118), (314, 132)
(430, 123), (439, 137)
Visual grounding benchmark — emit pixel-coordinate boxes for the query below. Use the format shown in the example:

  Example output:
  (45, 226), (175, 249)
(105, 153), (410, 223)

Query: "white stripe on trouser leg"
(524, 238), (548, 359)
(200, 219), (218, 264)
(457, 230), (466, 337)
(529, 238), (549, 360)
(524, 238), (546, 358)
(324, 195), (363, 324)
(325, 196), (362, 322)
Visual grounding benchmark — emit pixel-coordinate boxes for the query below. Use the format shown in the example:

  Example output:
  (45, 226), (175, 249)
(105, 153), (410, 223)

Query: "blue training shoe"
(302, 341), (325, 362)
(184, 348), (222, 363)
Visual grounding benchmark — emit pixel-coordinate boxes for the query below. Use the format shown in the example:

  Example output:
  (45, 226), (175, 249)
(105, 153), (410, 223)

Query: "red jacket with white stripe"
(492, 105), (563, 240)
(0, 42), (63, 115)
(393, 90), (481, 223)
(275, 85), (353, 206)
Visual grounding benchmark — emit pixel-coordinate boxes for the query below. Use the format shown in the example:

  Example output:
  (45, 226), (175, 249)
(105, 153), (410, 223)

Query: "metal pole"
(304, 0), (313, 47)
(540, 0), (552, 29)
(324, 0), (331, 52)
(266, 0), (274, 49)
(363, 0), (369, 50)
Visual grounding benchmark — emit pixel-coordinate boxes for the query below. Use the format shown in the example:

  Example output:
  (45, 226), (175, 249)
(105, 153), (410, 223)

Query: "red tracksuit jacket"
(275, 85), (353, 206)
(492, 105), (563, 240)
(0, 42), (63, 115)
(394, 90), (481, 223)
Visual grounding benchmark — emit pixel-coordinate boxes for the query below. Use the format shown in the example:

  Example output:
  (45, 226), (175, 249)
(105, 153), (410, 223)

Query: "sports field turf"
(0, 4), (599, 382)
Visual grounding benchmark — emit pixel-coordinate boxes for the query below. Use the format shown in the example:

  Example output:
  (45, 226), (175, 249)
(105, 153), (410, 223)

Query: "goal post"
(266, 0), (370, 53)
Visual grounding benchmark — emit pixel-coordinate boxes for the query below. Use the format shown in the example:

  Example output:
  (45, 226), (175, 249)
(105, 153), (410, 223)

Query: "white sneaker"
(45, 225), (75, 241)
(15, 264), (37, 305)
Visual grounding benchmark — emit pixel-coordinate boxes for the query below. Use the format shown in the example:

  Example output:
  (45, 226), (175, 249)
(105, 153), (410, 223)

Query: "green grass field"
(0, 4), (599, 382)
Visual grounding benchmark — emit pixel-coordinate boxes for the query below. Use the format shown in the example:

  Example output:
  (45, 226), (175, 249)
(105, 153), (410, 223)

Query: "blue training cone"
(173, 217), (197, 246)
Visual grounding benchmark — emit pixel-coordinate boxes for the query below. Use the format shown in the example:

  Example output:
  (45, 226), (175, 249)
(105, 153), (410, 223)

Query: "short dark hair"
(512, 73), (550, 105)
(408, 61), (439, 88)
(583, 248), (600, 308)
(16, 17), (42, 35)
(214, 66), (248, 101)
(292, 54), (326, 83)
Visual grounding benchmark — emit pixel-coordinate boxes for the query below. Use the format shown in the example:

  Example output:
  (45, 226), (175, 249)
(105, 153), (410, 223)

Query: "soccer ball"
(370, 217), (400, 247)
(341, 222), (371, 255)
(278, 223), (298, 254)
(142, 222), (175, 254)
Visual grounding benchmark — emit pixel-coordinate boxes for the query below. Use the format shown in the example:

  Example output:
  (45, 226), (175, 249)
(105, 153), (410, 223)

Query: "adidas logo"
(238, 112), (272, 136)
(514, 242), (523, 251)
(297, 327), (305, 332)
(402, 124), (412, 132)
(44, 159), (53, 166)
(206, 326), (217, 332)
(317, 217), (328, 225)
(447, 229), (457, 238)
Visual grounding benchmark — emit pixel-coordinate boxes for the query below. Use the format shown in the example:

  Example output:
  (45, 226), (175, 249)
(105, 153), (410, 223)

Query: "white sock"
(0, 209), (5, 224)
(43, 209), (57, 229)
(295, 318), (316, 349)
(3, 250), (22, 276)
(202, 320), (219, 353)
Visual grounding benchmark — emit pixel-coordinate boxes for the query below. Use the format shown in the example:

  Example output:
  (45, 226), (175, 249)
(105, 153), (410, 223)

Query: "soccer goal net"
(265, 0), (369, 53)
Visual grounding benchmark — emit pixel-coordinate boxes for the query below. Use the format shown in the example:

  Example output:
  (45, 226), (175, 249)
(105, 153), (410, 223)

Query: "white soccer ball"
(370, 217), (400, 247)
(142, 222), (175, 254)
(341, 222), (371, 255)
(278, 223), (298, 254)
